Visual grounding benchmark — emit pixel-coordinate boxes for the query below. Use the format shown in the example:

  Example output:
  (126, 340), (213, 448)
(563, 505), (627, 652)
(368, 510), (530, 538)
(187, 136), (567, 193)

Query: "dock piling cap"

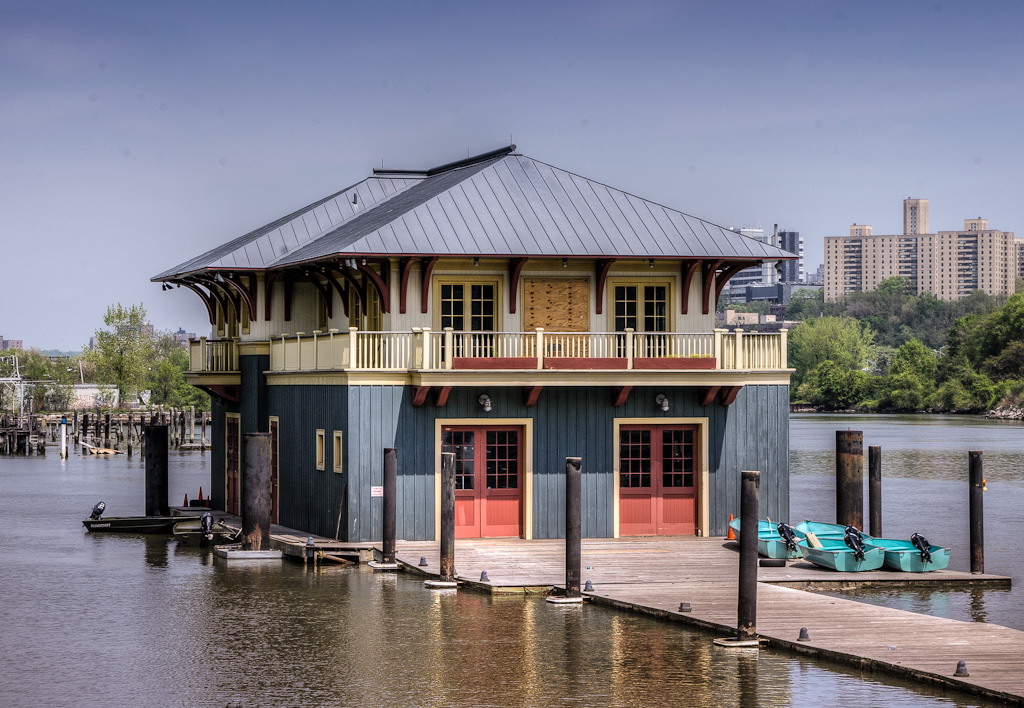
(954, 660), (970, 677)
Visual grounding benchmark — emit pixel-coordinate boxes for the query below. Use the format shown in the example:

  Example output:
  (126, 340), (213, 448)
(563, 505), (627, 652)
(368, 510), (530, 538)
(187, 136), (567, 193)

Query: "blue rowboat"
(796, 528), (885, 572)
(866, 534), (951, 572)
(793, 520), (867, 541)
(728, 518), (810, 559)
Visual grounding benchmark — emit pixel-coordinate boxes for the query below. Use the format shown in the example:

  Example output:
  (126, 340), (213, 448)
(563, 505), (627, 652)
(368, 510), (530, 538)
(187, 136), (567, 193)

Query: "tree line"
(785, 277), (1024, 412)
(0, 303), (208, 413)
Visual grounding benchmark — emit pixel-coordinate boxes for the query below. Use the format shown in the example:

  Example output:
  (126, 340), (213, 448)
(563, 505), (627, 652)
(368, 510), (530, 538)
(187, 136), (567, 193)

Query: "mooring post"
(60, 416), (67, 460)
(868, 445), (882, 538)
(144, 424), (169, 517)
(836, 430), (864, 529)
(127, 414), (133, 457)
(440, 451), (456, 581)
(737, 470), (760, 640)
(565, 456), (583, 599)
(382, 447), (398, 564)
(241, 432), (272, 551)
(969, 450), (984, 574)
(103, 413), (111, 449)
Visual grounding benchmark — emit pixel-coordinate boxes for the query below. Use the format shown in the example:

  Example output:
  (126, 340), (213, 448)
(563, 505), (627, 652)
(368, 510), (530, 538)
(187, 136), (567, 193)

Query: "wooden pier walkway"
(392, 537), (1022, 706)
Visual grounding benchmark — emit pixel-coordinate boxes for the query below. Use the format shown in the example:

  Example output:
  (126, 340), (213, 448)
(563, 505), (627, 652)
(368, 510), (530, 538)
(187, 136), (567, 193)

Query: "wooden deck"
(394, 537), (1022, 706)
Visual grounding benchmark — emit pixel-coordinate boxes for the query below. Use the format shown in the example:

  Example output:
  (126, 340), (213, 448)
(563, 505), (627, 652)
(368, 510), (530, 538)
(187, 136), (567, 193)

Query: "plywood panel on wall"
(523, 278), (590, 332)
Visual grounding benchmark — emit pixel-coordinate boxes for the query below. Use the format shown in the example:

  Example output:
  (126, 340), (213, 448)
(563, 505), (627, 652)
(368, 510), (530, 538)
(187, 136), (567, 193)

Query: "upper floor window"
(610, 280), (671, 332)
(436, 279), (499, 331)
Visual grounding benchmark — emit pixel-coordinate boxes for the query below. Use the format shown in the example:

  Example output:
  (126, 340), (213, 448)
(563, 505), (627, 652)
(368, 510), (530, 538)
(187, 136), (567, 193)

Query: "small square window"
(333, 431), (343, 473)
(316, 429), (326, 471)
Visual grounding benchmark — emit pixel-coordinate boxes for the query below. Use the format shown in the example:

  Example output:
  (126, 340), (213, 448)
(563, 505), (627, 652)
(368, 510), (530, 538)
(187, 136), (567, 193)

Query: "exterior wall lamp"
(478, 394), (492, 412)
(655, 393), (670, 412)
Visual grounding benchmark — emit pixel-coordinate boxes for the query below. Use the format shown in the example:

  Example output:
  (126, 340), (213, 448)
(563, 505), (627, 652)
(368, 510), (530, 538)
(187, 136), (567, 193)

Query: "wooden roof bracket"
(283, 276), (293, 322)
(399, 257), (415, 314)
(222, 274), (257, 322)
(192, 276), (236, 323)
(681, 261), (700, 315)
(420, 257), (438, 314)
(315, 266), (350, 318)
(201, 385), (241, 404)
(336, 264), (366, 310)
(434, 386), (452, 407)
(263, 272), (278, 321)
(301, 270), (333, 319)
(595, 259), (616, 315)
(508, 258), (528, 314)
(613, 385), (633, 407)
(699, 386), (720, 407)
(411, 385), (431, 407)
(178, 281), (217, 326)
(714, 263), (750, 306)
(523, 385), (543, 407)
(720, 386), (742, 406)
(358, 262), (390, 313)
(701, 260), (723, 315)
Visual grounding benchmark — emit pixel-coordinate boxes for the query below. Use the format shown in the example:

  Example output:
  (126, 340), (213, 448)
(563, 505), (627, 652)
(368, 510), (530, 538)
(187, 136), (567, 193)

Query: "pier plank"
(395, 537), (1022, 705)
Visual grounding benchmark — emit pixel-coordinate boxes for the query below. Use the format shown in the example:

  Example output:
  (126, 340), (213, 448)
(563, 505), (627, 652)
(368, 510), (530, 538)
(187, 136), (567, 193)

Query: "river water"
(0, 415), (1019, 707)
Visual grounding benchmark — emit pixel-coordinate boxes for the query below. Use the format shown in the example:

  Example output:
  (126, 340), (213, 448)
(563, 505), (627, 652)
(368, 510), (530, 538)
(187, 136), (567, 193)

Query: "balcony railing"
(188, 337), (239, 373)
(261, 328), (789, 373)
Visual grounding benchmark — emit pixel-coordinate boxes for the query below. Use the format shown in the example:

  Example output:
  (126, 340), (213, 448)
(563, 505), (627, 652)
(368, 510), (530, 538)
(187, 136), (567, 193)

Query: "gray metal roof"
(154, 146), (795, 280)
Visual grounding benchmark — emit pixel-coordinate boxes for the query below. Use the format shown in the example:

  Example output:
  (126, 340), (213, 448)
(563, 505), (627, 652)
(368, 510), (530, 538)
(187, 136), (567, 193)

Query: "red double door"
(619, 424), (697, 536)
(442, 425), (523, 538)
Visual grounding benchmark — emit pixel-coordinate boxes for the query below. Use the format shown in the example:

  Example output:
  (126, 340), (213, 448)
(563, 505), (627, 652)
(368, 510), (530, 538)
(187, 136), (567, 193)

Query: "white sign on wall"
(371, 486), (383, 498)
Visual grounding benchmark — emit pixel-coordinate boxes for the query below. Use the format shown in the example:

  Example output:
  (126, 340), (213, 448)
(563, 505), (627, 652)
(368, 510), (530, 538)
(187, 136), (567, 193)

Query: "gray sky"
(4, 0), (1023, 350)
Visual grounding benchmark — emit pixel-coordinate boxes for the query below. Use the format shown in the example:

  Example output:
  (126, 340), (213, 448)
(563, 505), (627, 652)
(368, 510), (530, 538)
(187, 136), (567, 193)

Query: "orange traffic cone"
(726, 514), (735, 540)
(197, 487), (204, 501)
(184, 494), (189, 507)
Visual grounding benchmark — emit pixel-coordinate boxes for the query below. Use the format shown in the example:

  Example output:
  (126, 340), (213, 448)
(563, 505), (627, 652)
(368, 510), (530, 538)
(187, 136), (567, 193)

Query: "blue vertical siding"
(223, 379), (790, 541)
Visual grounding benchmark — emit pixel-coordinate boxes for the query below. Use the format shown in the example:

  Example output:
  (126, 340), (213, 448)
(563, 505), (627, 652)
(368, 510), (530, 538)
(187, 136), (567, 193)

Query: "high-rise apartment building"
(776, 229), (804, 282)
(726, 228), (775, 298)
(903, 198), (929, 235)
(825, 200), (1021, 301)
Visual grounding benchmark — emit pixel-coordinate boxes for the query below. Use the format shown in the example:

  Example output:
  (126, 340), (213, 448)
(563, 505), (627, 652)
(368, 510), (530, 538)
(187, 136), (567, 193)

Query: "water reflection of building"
(155, 146), (796, 542)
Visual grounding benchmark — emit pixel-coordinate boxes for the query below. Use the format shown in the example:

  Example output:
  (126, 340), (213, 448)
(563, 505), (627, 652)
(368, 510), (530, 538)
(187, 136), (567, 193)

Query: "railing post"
(328, 328), (339, 369)
(713, 329), (724, 369)
(779, 328), (789, 370)
(422, 328), (432, 369)
(734, 329), (744, 370)
(536, 328), (544, 369)
(625, 328), (634, 369)
(411, 327), (422, 370)
(444, 327), (454, 370)
(199, 336), (208, 371)
(312, 330), (320, 370)
(348, 327), (358, 369)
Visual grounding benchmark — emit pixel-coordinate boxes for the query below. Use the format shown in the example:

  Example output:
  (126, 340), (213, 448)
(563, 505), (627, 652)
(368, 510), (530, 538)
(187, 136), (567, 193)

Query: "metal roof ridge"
(372, 144), (516, 178)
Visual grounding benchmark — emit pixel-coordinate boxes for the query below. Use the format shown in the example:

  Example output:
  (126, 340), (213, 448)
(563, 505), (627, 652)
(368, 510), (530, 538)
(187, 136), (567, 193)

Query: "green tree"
(788, 316), (875, 386)
(809, 360), (868, 409)
(785, 288), (824, 321)
(86, 303), (154, 406)
(147, 332), (210, 410)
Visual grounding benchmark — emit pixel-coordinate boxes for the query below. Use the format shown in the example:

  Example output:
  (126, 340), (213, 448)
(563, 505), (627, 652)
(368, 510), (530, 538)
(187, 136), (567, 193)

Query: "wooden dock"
(392, 537), (1021, 705)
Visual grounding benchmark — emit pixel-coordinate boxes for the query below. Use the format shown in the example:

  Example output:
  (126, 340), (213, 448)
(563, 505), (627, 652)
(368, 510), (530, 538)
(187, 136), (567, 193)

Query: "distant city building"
(825, 199), (1022, 301)
(806, 264), (825, 286)
(0, 336), (24, 351)
(776, 229), (804, 282)
(172, 328), (196, 347)
(726, 228), (775, 299)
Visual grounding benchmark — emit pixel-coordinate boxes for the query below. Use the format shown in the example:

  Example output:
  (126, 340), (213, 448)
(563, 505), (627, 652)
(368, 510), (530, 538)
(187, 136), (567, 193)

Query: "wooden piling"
(738, 470), (760, 640)
(868, 445), (882, 538)
(241, 432), (272, 551)
(836, 430), (864, 530)
(144, 425), (169, 517)
(970, 450), (984, 574)
(382, 447), (397, 564)
(439, 452), (456, 581)
(565, 456), (582, 599)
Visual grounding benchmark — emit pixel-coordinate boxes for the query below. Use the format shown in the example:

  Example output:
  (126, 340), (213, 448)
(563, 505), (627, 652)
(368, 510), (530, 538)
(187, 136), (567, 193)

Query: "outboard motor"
(200, 512), (213, 540)
(90, 501), (106, 520)
(844, 525), (866, 561)
(911, 533), (932, 562)
(777, 523), (799, 552)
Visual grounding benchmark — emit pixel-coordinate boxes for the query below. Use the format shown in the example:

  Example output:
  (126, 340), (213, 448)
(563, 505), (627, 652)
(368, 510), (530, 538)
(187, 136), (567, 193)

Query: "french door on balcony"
(619, 424), (697, 536)
(612, 282), (671, 357)
(442, 425), (522, 538)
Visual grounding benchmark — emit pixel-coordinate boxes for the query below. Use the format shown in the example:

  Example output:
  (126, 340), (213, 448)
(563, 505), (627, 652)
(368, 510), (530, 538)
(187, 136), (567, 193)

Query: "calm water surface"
(0, 421), (1017, 707)
(790, 414), (1024, 630)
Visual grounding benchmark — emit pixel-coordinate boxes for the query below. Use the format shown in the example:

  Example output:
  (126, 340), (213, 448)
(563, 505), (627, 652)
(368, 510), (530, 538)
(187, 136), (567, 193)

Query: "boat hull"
(173, 519), (238, 546)
(729, 518), (808, 559)
(82, 516), (181, 534)
(797, 538), (886, 572)
(867, 540), (951, 572)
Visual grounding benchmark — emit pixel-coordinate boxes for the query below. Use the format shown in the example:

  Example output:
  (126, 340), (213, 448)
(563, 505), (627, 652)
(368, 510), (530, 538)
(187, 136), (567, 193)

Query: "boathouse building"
(154, 146), (796, 541)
